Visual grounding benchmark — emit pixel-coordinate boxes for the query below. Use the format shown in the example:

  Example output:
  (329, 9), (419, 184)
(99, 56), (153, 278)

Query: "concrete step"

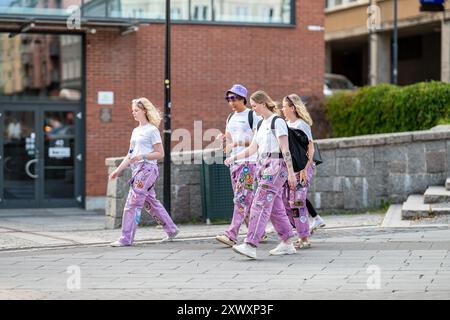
(401, 194), (450, 219)
(424, 186), (450, 203)
(446, 178), (450, 191)
(382, 204), (410, 227)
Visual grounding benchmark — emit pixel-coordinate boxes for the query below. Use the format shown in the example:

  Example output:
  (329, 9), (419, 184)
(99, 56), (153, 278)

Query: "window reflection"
(3, 111), (36, 200)
(0, 0), (293, 24)
(44, 111), (75, 198)
(0, 33), (82, 101)
(0, 0), (80, 15)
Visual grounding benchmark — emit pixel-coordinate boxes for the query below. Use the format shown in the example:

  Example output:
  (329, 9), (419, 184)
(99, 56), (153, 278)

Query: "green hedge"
(325, 81), (450, 137)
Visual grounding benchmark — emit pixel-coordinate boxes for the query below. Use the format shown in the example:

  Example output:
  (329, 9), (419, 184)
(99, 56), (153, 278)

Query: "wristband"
(142, 155), (147, 162)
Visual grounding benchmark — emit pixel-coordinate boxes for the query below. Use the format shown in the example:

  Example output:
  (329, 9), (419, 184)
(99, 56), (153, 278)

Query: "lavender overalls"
(283, 163), (314, 239)
(223, 162), (257, 242)
(119, 162), (177, 245)
(244, 158), (294, 247)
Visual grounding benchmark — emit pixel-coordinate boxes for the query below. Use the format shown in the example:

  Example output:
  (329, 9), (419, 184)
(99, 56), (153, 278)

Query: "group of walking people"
(108, 84), (325, 260)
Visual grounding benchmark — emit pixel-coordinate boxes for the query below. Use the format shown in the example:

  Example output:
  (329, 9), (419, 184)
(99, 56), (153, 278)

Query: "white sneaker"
(215, 234), (236, 247)
(269, 241), (297, 256)
(310, 216), (326, 233)
(110, 240), (129, 247)
(232, 243), (257, 259)
(160, 229), (179, 242)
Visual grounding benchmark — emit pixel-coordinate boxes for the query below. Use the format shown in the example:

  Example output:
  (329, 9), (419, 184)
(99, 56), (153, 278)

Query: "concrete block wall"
(309, 126), (450, 210)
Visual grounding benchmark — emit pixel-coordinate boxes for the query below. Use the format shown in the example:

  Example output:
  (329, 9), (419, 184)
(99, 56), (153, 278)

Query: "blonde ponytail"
(250, 90), (282, 116)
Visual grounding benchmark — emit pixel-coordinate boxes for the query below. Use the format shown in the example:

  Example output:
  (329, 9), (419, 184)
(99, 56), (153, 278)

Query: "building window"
(326, 0), (368, 10)
(193, 5), (210, 21)
(0, 33), (82, 101)
(0, 0), (294, 25)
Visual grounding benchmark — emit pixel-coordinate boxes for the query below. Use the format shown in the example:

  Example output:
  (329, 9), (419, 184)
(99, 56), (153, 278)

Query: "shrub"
(325, 81), (450, 137)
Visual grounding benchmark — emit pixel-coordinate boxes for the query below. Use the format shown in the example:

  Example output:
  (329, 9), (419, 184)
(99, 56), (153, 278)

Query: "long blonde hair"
(284, 94), (313, 126)
(132, 97), (162, 127)
(250, 90), (282, 116)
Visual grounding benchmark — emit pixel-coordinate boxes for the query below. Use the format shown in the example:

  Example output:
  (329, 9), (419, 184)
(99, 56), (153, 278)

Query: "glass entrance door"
(0, 106), (83, 208)
(43, 111), (76, 201)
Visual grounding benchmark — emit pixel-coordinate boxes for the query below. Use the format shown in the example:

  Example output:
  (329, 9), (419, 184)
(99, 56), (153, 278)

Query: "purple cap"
(226, 84), (247, 104)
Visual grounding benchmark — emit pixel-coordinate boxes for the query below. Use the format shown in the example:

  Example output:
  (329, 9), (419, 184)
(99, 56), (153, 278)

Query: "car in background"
(324, 73), (356, 96)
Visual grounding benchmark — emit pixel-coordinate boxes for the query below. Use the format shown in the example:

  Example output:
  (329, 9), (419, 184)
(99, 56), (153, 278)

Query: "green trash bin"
(201, 158), (234, 223)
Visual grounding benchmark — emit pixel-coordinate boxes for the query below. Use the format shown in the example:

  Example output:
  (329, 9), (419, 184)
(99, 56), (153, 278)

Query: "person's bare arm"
(224, 139), (258, 166)
(129, 143), (164, 164)
(278, 135), (297, 190)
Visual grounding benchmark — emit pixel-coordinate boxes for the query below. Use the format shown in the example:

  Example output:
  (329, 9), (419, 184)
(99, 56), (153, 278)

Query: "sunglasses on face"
(225, 95), (240, 102)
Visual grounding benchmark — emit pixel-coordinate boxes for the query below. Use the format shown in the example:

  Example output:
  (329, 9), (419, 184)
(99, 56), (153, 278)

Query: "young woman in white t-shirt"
(281, 94), (323, 249)
(224, 90), (297, 259)
(109, 98), (178, 247)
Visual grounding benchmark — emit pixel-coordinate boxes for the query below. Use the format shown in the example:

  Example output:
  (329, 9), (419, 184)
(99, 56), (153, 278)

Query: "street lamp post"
(163, 0), (172, 214)
(392, 0), (398, 84)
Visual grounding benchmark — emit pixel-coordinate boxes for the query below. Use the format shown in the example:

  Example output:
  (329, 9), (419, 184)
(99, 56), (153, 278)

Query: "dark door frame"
(0, 103), (84, 208)
(0, 31), (86, 209)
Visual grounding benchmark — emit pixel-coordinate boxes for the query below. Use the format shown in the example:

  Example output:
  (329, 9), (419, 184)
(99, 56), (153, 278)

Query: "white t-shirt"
(226, 109), (261, 163)
(287, 119), (313, 141)
(129, 124), (162, 164)
(253, 114), (288, 156)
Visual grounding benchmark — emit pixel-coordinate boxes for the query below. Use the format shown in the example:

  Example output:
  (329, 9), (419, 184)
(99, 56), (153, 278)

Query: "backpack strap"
(257, 119), (263, 131)
(227, 110), (254, 130)
(248, 110), (254, 130)
(226, 112), (234, 125)
(271, 115), (283, 131)
(257, 115), (283, 133)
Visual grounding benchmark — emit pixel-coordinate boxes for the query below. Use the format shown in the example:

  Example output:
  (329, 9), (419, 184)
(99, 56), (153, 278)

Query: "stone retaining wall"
(310, 126), (450, 210)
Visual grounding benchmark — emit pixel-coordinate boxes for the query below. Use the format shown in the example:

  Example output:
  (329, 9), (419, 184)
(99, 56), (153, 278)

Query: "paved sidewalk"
(0, 226), (449, 300)
(0, 208), (385, 251)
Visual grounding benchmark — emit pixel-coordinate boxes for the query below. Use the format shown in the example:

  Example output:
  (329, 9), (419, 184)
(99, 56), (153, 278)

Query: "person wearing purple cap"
(215, 84), (262, 247)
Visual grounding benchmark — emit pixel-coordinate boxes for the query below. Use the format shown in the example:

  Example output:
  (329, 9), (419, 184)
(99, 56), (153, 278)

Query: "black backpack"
(257, 116), (309, 172)
(227, 110), (255, 130)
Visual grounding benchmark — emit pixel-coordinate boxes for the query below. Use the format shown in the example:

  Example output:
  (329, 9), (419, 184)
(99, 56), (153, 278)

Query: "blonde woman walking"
(280, 94), (321, 248)
(109, 98), (178, 247)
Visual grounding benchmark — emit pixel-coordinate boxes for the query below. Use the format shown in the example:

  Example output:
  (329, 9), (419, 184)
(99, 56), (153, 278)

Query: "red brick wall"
(86, 0), (325, 196)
